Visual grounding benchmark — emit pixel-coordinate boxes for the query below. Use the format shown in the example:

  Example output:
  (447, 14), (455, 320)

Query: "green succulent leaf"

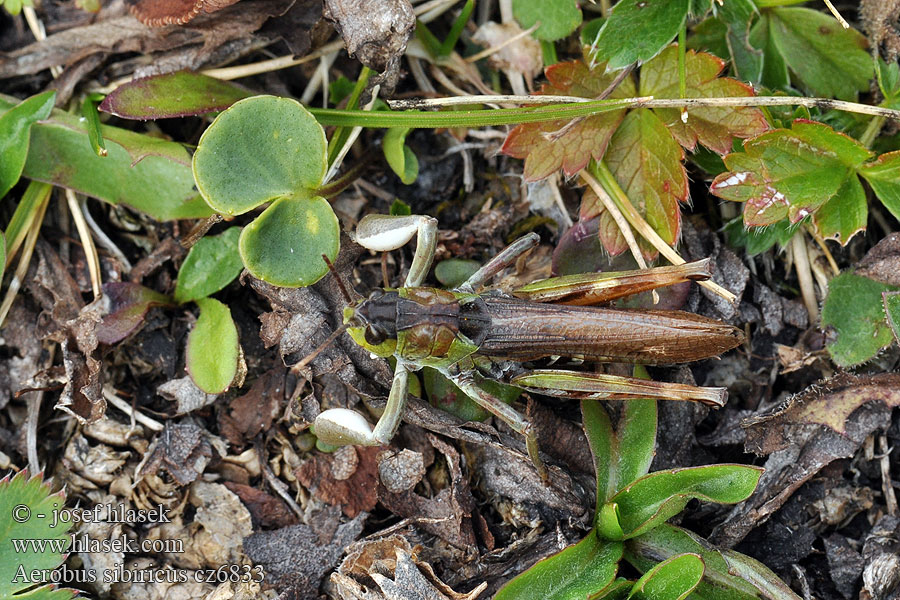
(614, 367), (657, 494)
(99, 71), (253, 120)
(821, 272), (898, 367)
(628, 553), (704, 600)
(495, 532), (622, 600)
(0, 471), (75, 600)
(603, 465), (763, 539)
(238, 195), (339, 288)
(383, 127), (419, 185)
(175, 227), (244, 303)
(0, 94), (211, 220)
(0, 91), (55, 199)
(626, 524), (798, 600)
(583, 399), (616, 508)
(186, 297), (240, 394)
(192, 95), (328, 216)
(590, 0), (689, 69)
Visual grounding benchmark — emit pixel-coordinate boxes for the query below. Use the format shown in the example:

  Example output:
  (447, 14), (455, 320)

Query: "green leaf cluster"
(496, 367), (791, 600)
(0, 471), (75, 600)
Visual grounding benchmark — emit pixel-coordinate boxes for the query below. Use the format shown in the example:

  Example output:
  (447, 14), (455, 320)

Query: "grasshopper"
(314, 214), (744, 476)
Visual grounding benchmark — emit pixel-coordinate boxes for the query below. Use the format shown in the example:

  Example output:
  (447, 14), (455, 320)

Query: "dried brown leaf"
(296, 445), (380, 518)
(138, 421), (216, 485)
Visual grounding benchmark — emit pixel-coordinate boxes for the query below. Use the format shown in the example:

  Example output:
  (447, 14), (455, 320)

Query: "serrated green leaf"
(821, 272), (898, 367)
(628, 553), (704, 600)
(747, 14), (789, 92)
(0, 94), (211, 221)
(605, 465), (763, 539)
(186, 297), (240, 394)
(859, 151), (900, 221)
(605, 108), (687, 251)
(764, 7), (872, 101)
(590, 0), (690, 69)
(810, 174), (867, 244)
(193, 95), (327, 216)
(0, 91), (55, 199)
(715, 0), (763, 83)
(876, 57), (900, 103)
(175, 227), (244, 303)
(99, 71), (253, 120)
(0, 471), (74, 600)
(513, 0), (582, 41)
(710, 120), (873, 236)
(495, 532), (622, 600)
(238, 195), (339, 287)
(383, 128), (419, 184)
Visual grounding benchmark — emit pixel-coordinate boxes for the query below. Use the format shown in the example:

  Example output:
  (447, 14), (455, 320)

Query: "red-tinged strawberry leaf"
(502, 60), (635, 181)
(605, 108), (687, 255)
(640, 46), (769, 154)
(859, 151), (900, 222)
(581, 187), (629, 257)
(710, 120), (873, 239)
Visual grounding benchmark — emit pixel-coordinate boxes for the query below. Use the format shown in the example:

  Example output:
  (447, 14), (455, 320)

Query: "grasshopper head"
(343, 297), (397, 357)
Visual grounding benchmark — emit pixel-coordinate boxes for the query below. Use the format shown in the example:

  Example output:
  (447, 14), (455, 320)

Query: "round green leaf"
(239, 195), (339, 287)
(186, 297), (240, 394)
(174, 226), (244, 303)
(192, 95), (327, 216)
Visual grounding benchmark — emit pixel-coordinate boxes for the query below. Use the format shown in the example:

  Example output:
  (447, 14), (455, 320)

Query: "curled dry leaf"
(711, 373), (900, 547)
(472, 22), (542, 78)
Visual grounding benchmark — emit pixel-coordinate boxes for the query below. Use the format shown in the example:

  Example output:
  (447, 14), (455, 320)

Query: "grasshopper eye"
(364, 325), (387, 345)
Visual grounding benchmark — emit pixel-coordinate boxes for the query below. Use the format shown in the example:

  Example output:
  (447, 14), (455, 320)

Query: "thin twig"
(387, 94), (900, 120)
(65, 189), (101, 299)
(103, 386), (165, 432)
(822, 0), (849, 29)
(579, 170), (649, 272)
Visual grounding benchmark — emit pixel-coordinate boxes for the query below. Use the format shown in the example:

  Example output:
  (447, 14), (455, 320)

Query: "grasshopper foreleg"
(314, 363), (410, 446)
(444, 368), (548, 481)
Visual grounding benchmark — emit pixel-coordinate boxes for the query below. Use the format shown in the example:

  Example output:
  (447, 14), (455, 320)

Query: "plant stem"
(860, 115), (885, 149)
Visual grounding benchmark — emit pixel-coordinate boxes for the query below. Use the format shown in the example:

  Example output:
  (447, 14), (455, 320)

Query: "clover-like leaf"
(502, 59), (635, 181)
(821, 272), (898, 367)
(175, 226), (243, 303)
(186, 297), (240, 394)
(0, 471), (75, 600)
(640, 46), (768, 154)
(599, 465), (763, 540)
(239, 195), (339, 287)
(193, 95), (327, 216)
(710, 120), (873, 244)
(193, 95), (338, 287)
(495, 532), (622, 600)
(0, 90), (55, 198)
(590, 0), (689, 69)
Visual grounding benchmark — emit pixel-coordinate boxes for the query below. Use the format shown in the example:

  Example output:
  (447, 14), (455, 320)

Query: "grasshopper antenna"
(322, 254), (355, 305)
(291, 322), (352, 373)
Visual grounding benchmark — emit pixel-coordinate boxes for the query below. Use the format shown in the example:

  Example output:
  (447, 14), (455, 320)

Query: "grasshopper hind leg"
(444, 369), (548, 482)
